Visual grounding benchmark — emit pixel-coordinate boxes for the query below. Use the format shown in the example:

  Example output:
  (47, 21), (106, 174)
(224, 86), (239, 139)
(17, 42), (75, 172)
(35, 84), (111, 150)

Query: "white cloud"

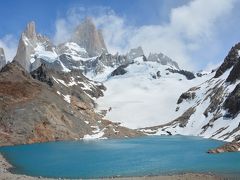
(0, 35), (17, 62)
(53, 19), (71, 45)
(94, 0), (235, 69)
(93, 14), (134, 54)
(54, 0), (236, 69)
(53, 6), (114, 45)
(205, 61), (222, 72)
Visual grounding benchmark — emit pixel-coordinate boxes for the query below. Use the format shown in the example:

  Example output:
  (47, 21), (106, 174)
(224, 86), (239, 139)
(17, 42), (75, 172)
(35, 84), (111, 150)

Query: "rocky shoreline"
(208, 142), (240, 154)
(0, 153), (234, 180)
(0, 153), (53, 180)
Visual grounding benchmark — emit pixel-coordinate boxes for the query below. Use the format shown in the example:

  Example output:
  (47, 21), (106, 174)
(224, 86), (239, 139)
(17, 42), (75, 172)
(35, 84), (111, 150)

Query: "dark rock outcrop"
(226, 58), (240, 83)
(111, 64), (129, 77)
(166, 68), (195, 80)
(31, 63), (54, 87)
(143, 55), (147, 62)
(215, 43), (240, 78)
(177, 91), (196, 104)
(223, 83), (240, 118)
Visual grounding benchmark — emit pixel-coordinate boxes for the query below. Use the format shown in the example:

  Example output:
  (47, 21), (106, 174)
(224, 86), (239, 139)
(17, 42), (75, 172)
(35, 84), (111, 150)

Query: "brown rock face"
(0, 61), (142, 146)
(0, 48), (6, 70)
(71, 17), (108, 57)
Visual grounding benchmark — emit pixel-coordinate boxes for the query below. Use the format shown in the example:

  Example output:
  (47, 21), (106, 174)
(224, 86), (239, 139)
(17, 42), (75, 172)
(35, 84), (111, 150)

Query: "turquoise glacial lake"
(0, 136), (240, 179)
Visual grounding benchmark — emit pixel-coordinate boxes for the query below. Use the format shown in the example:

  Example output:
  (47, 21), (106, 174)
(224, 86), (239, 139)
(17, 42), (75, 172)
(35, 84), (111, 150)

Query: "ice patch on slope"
(64, 42), (87, 54)
(34, 44), (58, 63)
(63, 94), (71, 103)
(83, 126), (106, 140)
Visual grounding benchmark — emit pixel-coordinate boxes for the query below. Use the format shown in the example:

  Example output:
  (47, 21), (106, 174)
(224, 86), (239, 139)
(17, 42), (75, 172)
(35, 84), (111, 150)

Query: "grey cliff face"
(0, 48), (6, 70)
(148, 52), (180, 69)
(83, 53), (130, 75)
(25, 21), (37, 41)
(13, 21), (37, 71)
(127, 47), (144, 60)
(71, 17), (108, 57)
(13, 21), (55, 72)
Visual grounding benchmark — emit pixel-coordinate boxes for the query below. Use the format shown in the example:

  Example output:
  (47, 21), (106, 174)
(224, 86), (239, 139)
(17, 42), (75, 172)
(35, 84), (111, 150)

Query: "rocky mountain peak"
(71, 17), (108, 57)
(214, 42), (240, 78)
(13, 22), (36, 71)
(0, 48), (6, 70)
(14, 21), (55, 72)
(24, 21), (37, 40)
(127, 46), (144, 60)
(148, 52), (180, 69)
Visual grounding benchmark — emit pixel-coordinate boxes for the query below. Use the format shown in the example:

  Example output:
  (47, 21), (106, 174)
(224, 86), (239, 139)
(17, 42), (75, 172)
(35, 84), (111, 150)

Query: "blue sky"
(0, 0), (240, 70)
(0, 0), (188, 36)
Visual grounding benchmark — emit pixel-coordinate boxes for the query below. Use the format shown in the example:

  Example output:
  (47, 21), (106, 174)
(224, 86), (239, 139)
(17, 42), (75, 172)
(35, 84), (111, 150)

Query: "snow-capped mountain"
(95, 56), (209, 129)
(142, 43), (240, 152)
(0, 21), (144, 146)
(1, 18), (239, 152)
(10, 21), (206, 131)
(14, 21), (56, 72)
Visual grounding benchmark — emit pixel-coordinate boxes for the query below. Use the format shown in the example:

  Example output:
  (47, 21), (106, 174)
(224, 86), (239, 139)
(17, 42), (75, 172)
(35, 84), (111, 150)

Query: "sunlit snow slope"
(95, 57), (210, 129)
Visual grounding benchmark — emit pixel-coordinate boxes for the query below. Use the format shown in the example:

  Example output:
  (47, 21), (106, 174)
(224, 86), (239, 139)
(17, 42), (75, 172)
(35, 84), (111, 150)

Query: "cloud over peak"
(53, 0), (236, 70)
(0, 35), (17, 62)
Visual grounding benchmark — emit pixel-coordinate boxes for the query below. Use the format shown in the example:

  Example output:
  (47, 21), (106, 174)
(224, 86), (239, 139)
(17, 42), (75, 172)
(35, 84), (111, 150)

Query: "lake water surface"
(1, 136), (240, 179)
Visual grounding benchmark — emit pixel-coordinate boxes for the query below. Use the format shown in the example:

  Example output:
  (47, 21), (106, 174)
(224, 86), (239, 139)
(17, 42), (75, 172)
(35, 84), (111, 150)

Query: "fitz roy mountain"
(0, 18), (239, 153)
